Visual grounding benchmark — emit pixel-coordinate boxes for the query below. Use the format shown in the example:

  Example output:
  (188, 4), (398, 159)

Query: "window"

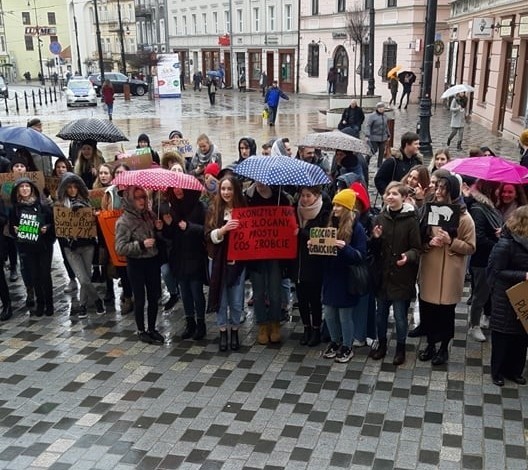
(237, 9), (242, 33)
(50, 35), (58, 44)
(285, 5), (292, 31)
(213, 12), (218, 33)
(307, 43), (319, 77)
(387, 0), (397, 6)
(253, 8), (260, 32)
(182, 16), (187, 35)
(202, 13), (207, 34)
(0, 36), (5, 53)
(312, 0), (319, 15)
(47, 12), (56, 25)
(268, 6), (275, 31)
(225, 10), (230, 33)
(22, 12), (30, 25)
(381, 41), (397, 82)
(338, 0), (346, 12)
(24, 35), (34, 51)
(505, 44), (518, 109)
(173, 16), (178, 35)
(191, 14), (197, 34)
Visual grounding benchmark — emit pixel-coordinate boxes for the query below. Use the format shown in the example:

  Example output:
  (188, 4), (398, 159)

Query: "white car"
(65, 79), (97, 107)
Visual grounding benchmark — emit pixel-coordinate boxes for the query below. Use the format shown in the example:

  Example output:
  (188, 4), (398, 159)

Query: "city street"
(0, 87), (526, 470)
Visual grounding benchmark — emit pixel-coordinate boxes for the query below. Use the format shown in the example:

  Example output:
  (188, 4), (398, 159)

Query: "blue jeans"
(281, 277), (291, 308)
(251, 260), (282, 324)
(376, 298), (409, 344)
(217, 267), (246, 328)
(179, 279), (205, 321)
(353, 294), (369, 342)
(323, 305), (355, 348)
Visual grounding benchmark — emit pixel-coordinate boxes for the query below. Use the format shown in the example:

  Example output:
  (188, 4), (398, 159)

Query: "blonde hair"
(506, 206), (528, 238)
(329, 207), (357, 244)
(92, 163), (114, 188)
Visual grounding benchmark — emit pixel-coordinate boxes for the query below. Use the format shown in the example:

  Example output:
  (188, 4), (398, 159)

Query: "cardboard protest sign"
(45, 176), (61, 199)
(425, 203), (460, 230)
(0, 171), (45, 206)
(110, 147), (153, 170)
(89, 188), (106, 209)
(161, 138), (194, 160)
(16, 209), (41, 243)
(227, 206), (297, 261)
(309, 227), (337, 256)
(53, 207), (97, 239)
(97, 210), (126, 267)
(506, 281), (528, 334)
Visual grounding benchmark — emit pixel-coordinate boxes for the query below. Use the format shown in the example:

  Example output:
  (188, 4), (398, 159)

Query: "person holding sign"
(487, 206), (528, 386)
(137, 134), (160, 165)
(10, 179), (55, 317)
(418, 174), (475, 366)
(368, 182), (422, 366)
(205, 175), (247, 351)
(56, 173), (106, 318)
(115, 187), (164, 345)
(320, 189), (367, 363)
(294, 187), (332, 347)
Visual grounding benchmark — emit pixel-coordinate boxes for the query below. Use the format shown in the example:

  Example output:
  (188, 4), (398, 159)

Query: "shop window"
(307, 43), (319, 77)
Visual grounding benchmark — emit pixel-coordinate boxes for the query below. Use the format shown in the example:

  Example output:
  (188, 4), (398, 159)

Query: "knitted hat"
(169, 130), (183, 140)
(350, 182), (370, 213)
(332, 189), (357, 211)
(204, 162), (220, 177)
(520, 129), (528, 148)
(10, 153), (28, 170)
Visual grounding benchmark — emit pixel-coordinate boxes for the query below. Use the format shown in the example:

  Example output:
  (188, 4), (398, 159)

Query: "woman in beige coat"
(418, 173), (476, 365)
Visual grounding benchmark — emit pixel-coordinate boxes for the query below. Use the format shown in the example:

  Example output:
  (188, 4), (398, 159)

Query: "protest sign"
(227, 206), (297, 261)
(425, 203), (460, 230)
(506, 280), (528, 334)
(161, 138), (194, 160)
(89, 188), (106, 209)
(97, 210), (126, 267)
(110, 147), (153, 170)
(45, 176), (60, 199)
(0, 171), (45, 206)
(16, 209), (40, 243)
(308, 227), (337, 256)
(53, 207), (97, 239)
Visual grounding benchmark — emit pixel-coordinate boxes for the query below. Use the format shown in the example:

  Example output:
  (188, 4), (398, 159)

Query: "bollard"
(48, 87), (53, 103)
(24, 91), (28, 111)
(4, 95), (8, 114)
(53, 86), (57, 101)
(32, 90), (36, 109)
(44, 87), (48, 105)
(38, 89), (42, 106)
(15, 93), (19, 112)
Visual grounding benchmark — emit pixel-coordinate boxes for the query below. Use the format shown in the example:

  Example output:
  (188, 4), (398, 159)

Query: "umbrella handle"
(157, 191), (161, 220)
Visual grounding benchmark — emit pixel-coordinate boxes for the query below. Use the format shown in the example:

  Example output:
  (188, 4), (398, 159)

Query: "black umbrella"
(398, 70), (416, 85)
(56, 118), (129, 143)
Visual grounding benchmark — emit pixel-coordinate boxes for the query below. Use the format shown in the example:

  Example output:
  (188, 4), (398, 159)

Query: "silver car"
(65, 79), (97, 107)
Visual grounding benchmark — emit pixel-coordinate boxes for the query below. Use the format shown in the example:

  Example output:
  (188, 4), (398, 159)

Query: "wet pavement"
(0, 87), (527, 470)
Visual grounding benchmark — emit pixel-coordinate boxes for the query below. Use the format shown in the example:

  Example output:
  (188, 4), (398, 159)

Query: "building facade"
(166, 0), (299, 92)
(447, 0), (528, 140)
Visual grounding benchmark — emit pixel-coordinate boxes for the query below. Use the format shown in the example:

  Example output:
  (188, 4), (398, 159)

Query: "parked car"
(88, 73), (148, 96)
(0, 77), (8, 98)
(64, 78), (98, 107)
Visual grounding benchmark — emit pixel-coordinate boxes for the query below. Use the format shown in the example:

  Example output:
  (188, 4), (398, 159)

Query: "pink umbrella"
(112, 168), (204, 191)
(442, 156), (528, 185)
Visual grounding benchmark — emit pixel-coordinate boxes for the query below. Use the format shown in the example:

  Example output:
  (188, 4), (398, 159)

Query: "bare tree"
(346, 4), (369, 105)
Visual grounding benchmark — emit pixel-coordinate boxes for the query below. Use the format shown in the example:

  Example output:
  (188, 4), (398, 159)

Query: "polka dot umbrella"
(233, 155), (331, 186)
(56, 118), (128, 143)
(112, 168), (204, 191)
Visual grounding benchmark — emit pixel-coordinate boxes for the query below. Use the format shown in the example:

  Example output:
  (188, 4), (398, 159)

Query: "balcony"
(135, 5), (153, 18)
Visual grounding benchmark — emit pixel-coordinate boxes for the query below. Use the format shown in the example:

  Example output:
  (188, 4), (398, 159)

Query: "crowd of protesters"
(1, 122), (528, 387)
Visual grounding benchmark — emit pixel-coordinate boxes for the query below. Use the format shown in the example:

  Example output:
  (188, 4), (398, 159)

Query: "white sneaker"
(64, 280), (77, 293)
(353, 339), (366, 347)
(469, 325), (486, 342)
(479, 316), (490, 329)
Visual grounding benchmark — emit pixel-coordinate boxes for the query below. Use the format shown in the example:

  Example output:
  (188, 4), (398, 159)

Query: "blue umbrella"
(206, 70), (222, 78)
(0, 126), (64, 157)
(234, 155), (331, 186)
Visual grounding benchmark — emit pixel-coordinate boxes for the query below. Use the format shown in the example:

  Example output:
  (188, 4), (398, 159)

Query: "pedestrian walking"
(398, 72), (415, 110)
(365, 102), (390, 167)
(264, 80), (289, 126)
(388, 77), (399, 106)
(207, 77), (217, 105)
(259, 71), (267, 97)
(327, 67), (337, 94)
(101, 79), (115, 120)
(446, 92), (468, 150)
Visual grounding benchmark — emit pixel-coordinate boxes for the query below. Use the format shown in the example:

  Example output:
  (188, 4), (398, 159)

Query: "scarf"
(297, 196), (323, 228)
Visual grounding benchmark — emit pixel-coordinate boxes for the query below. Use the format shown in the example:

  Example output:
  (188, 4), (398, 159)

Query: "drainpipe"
(295, 0), (300, 93)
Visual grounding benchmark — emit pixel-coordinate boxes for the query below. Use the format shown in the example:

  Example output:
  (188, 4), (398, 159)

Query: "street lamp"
(72, 11), (82, 75)
(28, 0), (44, 85)
(418, 0), (438, 157)
(116, 0), (127, 75)
(367, 0), (375, 96)
(93, 0), (105, 81)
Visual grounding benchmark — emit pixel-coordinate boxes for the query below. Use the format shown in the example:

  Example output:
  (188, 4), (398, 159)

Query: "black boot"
(0, 303), (12, 321)
(300, 326), (311, 345)
(369, 339), (387, 360)
(181, 317), (196, 340)
(308, 328), (321, 347)
(408, 324), (425, 338)
(419, 343), (437, 361)
(393, 342), (406, 366)
(219, 330), (228, 351)
(432, 345), (449, 366)
(230, 329), (240, 351)
(457, 141), (462, 150)
(193, 320), (206, 340)
(447, 137), (452, 146)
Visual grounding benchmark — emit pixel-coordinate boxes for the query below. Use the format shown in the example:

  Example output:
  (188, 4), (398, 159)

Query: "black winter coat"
(338, 106), (365, 130)
(374, 152), (422, 195)
(487, 229), (528, 336)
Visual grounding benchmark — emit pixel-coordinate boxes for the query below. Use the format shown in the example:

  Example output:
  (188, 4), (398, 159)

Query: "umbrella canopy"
(233, 155), (330, 186)
(298, 131), (372, 155)
(0, 126), (64, 157)
(442, 156), (528, 185)
(206, 71), (222, 78)
(398, 70), (416, 85)
(387, 65), (402, 79)
(441, 84), (475, 100)
(112, 168), (204, 191)
(56, 118), (129, 143)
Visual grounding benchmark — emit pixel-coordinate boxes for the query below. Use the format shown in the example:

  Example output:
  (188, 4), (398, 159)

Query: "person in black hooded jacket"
(137, 133), (161, 165)
(236, 137), (257, 163)
(10, 178), (55, 317)
(487, 206), (528, 387)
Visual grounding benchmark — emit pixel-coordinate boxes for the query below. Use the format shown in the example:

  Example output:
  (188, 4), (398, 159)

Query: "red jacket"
(101, 86), (114, 105)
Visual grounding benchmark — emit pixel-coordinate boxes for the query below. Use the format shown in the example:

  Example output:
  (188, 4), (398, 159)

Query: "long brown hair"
(207, 175), (246, 230)
(328, 206), (357, 244)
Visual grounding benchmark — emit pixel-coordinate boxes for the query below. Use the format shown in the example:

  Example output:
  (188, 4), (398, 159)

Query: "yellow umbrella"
(387, 65), (402, 79)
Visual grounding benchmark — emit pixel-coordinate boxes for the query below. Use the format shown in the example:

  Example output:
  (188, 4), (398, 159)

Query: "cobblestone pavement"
(0, 88), (526, 470)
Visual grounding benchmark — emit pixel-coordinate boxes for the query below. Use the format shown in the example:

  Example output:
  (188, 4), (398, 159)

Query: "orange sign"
(97, 210), (127, 267)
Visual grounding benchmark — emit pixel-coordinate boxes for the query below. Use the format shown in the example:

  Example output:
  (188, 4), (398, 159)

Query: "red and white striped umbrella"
(112, 168), (204, 191)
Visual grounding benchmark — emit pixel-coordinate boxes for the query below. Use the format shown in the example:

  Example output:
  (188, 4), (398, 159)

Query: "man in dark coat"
(338, 99), (365, 136)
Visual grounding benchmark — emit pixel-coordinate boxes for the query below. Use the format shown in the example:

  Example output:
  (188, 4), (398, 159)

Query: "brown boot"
(269, 322), (281, 343)
(257, 323), (270, 345)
